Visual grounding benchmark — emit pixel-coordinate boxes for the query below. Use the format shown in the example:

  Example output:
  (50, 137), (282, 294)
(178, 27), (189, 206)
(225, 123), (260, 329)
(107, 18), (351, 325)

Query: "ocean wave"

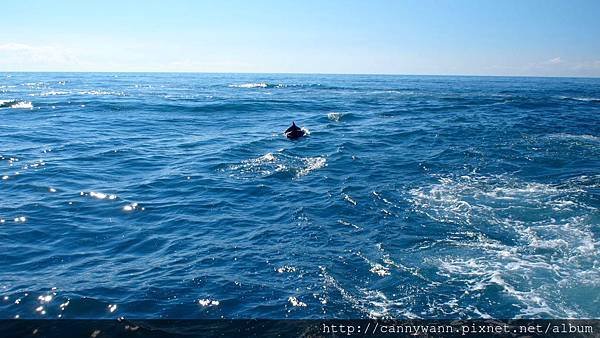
(327, 112), (343, 122)
(32, 90), (125, 97)
(323, 111), (362, 123)
(228, 82), (330, 89)
(0, 100), (33, 109)
(545, 133), (600, 143)
(337, 219), (361, 229)
(78, 90), (125, 96)
(559, 96), (600, 103)
(38, 90), (70, 96)
(81, 191), (118, 200)
(228, 82), (271, 88)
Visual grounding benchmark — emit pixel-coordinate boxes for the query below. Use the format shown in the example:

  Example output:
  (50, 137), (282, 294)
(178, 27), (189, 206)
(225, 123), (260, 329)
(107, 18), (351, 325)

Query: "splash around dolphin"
(284, 121), (306, 139)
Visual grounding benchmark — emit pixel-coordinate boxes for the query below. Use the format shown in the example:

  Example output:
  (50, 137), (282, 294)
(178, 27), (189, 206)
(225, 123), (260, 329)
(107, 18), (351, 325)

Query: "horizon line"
(2, 70), (600, 80)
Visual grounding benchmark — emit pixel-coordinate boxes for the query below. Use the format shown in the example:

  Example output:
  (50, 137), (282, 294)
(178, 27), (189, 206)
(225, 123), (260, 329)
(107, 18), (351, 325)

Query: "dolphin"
(284, 121), (305, 139)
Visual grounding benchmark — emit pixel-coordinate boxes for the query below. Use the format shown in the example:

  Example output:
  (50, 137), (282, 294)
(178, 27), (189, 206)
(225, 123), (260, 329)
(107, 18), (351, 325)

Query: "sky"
(1, 0), (599, 76)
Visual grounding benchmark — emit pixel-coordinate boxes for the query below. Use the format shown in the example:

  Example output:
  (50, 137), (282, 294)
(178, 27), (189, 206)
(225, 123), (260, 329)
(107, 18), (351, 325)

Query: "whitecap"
(327, 112), (343, 122)
(0, 100), (33, 109)
(12, 101), (33, 109)
(369, 264), (390, 277)
(260, 153), (276, 162)
(343, 193), (357, 206)
(123, 202), (143, 212)
(39, 90), (70, 96)
(546, 133), (599, 143)
(198, 299), (219, 307)
(228, 83), (268, 88)
(87, 191), (118, 200)
(288, 296), (307, 307)
(559, 96), (600, 103)
(78, 90), (124, 96)
(276, 265), (297, 273)
(296, 156), (325, 177)
(337, 219), (361, 229)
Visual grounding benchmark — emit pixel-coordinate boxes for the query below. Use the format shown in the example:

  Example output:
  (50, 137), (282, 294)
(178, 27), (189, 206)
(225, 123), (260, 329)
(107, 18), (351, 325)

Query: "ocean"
(0, 73), (598, 319)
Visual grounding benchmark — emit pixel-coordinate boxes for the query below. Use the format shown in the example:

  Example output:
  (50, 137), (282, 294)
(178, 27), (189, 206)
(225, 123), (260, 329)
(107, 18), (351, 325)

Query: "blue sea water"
(0, 73), (599, 319)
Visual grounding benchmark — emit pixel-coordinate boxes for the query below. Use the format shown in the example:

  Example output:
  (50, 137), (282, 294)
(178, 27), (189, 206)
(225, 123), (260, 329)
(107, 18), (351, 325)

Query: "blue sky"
(1, 0), (599, 76)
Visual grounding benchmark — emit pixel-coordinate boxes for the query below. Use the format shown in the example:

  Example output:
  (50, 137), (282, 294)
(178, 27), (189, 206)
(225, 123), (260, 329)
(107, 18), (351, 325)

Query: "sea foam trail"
(408, 174), (598, 317)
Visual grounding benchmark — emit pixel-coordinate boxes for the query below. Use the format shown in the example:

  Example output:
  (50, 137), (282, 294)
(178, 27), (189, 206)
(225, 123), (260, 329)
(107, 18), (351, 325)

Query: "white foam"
(276, 265), (297, 273)
(411, 173), (598, 317)
(327, 112), (343, 122)
(373, 191), (396, 206)
(86, 191), (118, 200)
(343, 193), (357, 206)
(39, 90), (69, 96)
(559, 96), (600, 102)
(78, 90), (123, 96)
(9, 101), (33, 109)
(228, 83), (268, 88)
(369, 264), (390, 277)
(337, 220), (361, 229)
(546, 133), (599, 143)
(288, 296), (307, 307)
(123, 202), (142, 212)
(296, 156), (325, 177)
(198, 299), (219, 307)
(260, 153), (276, 162)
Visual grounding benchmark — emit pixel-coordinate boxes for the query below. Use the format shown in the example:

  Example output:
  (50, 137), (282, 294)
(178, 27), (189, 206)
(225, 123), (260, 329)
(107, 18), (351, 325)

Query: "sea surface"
(0, 73), (599, 319)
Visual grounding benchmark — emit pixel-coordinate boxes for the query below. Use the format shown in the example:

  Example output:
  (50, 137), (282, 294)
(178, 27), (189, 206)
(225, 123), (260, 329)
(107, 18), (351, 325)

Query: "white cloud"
(0, 43), (36, 52)
(545, 57), (563, 65)
(0, 42), (80, 71)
